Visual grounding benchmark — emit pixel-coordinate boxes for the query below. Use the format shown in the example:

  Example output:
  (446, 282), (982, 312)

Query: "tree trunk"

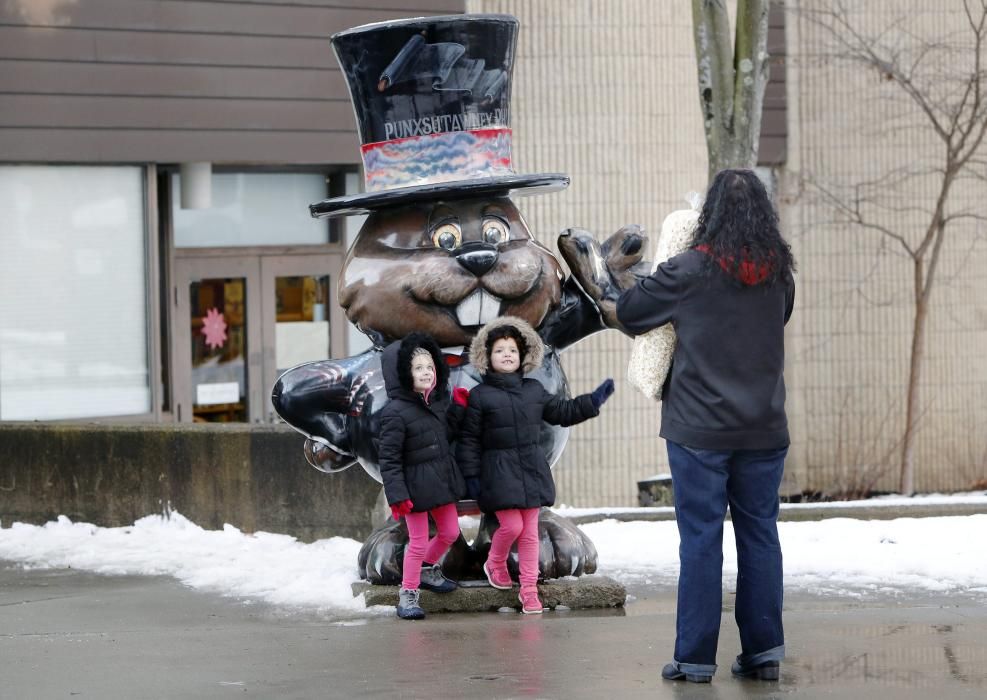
(692, 0), (771, 183)
(899, 265), (930, 496)
(898, 187), (950, 495)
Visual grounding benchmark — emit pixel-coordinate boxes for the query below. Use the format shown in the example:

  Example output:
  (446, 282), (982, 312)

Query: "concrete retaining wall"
(0, 423), (380, 541)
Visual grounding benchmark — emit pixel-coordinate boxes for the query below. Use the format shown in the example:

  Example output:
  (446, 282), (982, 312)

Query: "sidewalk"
(2, 562), (985, 699)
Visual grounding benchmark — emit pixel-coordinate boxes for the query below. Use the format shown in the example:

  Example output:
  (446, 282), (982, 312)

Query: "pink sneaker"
(483, 561), (513, 590)
(518, 587), (543, 615)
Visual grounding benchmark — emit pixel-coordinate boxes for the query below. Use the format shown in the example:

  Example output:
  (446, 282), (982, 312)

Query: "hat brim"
(309, 173), (569, 218)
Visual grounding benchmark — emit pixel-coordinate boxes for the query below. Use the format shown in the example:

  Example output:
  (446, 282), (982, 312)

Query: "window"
(172, 173), (329, 248)
(0, 166), (150, 419)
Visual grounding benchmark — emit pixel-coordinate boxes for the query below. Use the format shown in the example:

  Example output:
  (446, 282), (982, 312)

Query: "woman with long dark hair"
(617, 169), (796, 684)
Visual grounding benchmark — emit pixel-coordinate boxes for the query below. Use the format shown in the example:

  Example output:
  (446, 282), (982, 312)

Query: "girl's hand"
(591, 378), (616, 409)
(389, 499), (414, 519)
(452, 387), (470, 407)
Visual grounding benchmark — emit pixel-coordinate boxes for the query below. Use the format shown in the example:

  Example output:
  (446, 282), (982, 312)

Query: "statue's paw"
(558, 226), (650, 330)
(356, 514), (475, 584)
(601, 224), (649, 283)
(536, 509), (598, 579)
(357, 517), (407, 584)
(474, 509), (598, 582)
(271, 351), (379, 456)
(558, 228), (608, 300)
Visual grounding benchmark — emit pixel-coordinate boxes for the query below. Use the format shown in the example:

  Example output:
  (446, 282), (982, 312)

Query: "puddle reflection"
(393, 614), (547, 696)
(789, 621), (987, 689)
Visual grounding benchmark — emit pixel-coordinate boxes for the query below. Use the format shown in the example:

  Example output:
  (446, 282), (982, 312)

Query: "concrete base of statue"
(353, 575), (626, 613)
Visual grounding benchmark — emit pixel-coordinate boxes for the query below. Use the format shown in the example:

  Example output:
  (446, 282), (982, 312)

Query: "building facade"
(466, 0), (986, 503)
(0, 0), (461, 427)
(3, 0), (984, 505)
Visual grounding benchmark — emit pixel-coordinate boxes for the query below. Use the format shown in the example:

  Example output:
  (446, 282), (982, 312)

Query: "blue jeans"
(666, 440), (788, 676)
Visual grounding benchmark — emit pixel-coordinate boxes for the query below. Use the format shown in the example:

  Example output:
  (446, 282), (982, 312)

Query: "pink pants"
(488, 507), (541, 589)
(402, 502), (460, 590)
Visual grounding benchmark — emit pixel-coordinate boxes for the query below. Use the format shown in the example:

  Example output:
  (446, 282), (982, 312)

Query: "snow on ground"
(1, 508), (986, 614)
(0, 513), (369, 615)
(580, 515), (987, 598)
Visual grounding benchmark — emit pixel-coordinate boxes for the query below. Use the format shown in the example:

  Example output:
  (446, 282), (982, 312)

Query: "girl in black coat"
(457, 316), (614, 614)
(378, 332), (469, 619)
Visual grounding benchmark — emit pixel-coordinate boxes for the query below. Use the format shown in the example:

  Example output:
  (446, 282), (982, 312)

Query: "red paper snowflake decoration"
(201, 307), (228, 350)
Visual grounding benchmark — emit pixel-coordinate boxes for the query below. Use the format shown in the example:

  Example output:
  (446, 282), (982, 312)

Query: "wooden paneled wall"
(0, 0), (464, 164)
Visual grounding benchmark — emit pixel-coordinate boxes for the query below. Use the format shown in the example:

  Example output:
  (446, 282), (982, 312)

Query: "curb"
(561, 502), (987, 525)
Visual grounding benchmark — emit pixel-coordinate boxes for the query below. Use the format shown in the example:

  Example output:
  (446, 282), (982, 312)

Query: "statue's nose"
(455, 242), (499, 277)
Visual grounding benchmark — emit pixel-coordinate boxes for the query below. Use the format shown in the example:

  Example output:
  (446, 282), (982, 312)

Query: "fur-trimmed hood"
(468, 315), (544, 375)
(381, 332), (449, 399)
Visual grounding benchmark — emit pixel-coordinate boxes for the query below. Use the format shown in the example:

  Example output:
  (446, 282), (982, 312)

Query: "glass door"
(260, 255), (345, 422)
(173, 257), (263, 423)
(172, 253), (344, 424)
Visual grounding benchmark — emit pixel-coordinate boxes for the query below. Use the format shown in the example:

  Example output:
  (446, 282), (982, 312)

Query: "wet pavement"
(1, 563), (985, 699)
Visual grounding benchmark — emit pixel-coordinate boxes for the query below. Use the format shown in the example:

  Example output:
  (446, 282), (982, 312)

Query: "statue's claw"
(461, 509), (598, 583)
(558, 226), (650, 333)
(357, 516), (475, 584)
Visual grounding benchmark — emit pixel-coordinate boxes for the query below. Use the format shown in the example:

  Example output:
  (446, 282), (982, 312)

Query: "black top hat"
(310, 14), (568, 218)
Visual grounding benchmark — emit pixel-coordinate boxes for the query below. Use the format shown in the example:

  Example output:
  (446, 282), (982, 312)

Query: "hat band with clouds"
(361, 126), (513, 192)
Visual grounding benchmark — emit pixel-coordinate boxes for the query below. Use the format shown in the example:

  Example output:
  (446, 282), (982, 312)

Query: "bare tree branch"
(943, 212), (987, 224)
(801, 1), (951, 140)
(804, 176), (917, 255)
(795, 0), (987, 494)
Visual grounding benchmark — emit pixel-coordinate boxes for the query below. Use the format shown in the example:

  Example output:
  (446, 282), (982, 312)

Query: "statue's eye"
(430, 222), (462, 251)
(482, 217), (509, 245)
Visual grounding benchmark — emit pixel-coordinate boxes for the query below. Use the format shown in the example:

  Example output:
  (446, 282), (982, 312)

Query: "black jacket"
(457, 369), (599, 512)
(617, 248), (794, 450)
(377, 333), (466, 512)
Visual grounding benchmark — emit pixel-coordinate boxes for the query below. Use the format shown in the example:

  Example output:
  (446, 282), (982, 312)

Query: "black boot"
(396, 588), (425, 620)
(731, 658), (780, 680)
(661, 663), (712, 683)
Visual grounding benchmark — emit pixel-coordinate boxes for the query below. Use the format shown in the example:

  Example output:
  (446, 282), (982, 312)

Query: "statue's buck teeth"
(456, 290), (501, 327)
(478, 290), (501, 324)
